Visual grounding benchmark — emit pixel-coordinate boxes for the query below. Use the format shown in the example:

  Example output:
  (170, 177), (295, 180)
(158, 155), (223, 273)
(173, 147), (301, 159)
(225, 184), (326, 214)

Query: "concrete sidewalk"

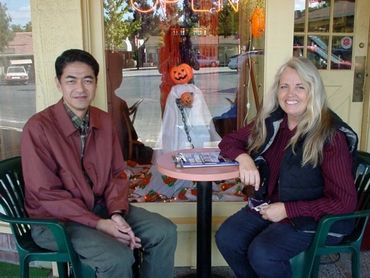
(174, 251), (370, 277)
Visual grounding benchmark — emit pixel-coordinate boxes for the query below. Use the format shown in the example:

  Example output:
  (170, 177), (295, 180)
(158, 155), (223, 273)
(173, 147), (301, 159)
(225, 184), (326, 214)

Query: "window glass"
(308, 0), (330, 32)
(104, 0), (265, 149)
(294, 0), (353, 70)
(0, 0), (34, 160)
(104, 0), (265, 202)
(293, 35), (304, 57)
(294, 0), (305, 32)
(331, 35), (353, 69)
(333, 0), (354, 33)
(307, 35), (329, 69)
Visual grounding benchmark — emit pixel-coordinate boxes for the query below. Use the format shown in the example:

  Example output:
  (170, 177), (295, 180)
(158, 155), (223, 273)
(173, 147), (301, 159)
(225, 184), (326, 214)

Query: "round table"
(156, 148), (239, 278)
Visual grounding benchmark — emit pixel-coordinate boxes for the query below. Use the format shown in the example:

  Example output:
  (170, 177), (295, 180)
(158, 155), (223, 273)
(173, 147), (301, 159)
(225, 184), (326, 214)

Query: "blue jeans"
(215, 206), (314, 278)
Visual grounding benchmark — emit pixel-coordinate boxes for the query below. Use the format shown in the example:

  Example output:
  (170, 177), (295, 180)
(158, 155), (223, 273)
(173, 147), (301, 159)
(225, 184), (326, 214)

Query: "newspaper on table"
(173, 151), (239, 168)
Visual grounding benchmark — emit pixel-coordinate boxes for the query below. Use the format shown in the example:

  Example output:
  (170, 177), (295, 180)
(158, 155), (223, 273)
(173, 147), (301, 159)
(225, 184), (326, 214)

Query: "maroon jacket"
(21, 99), (129, 228)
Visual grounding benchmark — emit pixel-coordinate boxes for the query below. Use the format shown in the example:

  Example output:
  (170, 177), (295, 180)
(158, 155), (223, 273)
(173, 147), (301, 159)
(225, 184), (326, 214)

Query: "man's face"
(56, 61), (97, 118)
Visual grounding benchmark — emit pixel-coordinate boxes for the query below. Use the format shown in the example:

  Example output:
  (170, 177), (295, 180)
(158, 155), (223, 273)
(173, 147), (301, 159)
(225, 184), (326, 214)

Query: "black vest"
(253, 108), (358, 234)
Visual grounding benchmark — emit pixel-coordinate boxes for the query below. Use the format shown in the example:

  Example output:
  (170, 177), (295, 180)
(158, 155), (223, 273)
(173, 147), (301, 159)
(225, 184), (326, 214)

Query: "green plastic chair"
(0, 156), (95, 278)
(290, 151), (370, 278)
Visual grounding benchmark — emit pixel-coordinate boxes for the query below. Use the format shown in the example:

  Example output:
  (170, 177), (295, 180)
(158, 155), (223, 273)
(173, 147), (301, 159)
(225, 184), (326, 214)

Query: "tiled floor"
(318, 251), (370, 278)
(174, 250), (370, 278)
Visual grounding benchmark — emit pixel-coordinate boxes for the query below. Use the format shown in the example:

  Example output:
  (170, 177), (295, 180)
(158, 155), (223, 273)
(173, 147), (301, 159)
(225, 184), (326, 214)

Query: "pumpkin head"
(251, 7), (265, 39)
(170, 63), (193, 84)
(180, 92), (194, 108)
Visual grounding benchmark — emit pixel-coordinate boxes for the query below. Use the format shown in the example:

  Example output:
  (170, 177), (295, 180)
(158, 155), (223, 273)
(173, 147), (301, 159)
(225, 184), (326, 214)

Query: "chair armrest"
(0, 212), (61, 226)
(0, 212), (76, 254)
(311, 209), (370, 246)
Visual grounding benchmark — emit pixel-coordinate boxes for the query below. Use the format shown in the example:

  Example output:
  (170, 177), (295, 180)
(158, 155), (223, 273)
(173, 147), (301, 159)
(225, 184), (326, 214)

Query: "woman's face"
(277, 67), (309, 129)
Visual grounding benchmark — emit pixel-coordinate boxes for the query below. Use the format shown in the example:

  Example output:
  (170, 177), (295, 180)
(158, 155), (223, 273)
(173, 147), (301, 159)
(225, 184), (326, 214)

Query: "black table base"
(195, 181), (228, 278)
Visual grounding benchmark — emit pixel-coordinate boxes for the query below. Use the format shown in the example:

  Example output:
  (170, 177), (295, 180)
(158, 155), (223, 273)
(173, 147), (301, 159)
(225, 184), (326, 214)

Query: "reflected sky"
(0, 0), (30, 26)
(295, 0), (305, 10)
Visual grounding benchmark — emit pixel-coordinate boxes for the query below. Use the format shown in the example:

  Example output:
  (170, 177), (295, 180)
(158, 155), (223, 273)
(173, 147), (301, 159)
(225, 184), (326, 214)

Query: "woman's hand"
(259, 202), (287, 222)
(235, 153), (261, 190)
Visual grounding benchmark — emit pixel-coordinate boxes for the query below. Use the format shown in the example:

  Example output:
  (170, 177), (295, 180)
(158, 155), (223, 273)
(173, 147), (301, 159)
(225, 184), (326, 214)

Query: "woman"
(215, 57), (358, 278)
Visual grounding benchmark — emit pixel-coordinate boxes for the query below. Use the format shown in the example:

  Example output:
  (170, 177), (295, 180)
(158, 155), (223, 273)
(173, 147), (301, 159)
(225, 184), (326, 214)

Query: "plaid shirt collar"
(63, 102), (90, 133)
(63, 102), (90, 157)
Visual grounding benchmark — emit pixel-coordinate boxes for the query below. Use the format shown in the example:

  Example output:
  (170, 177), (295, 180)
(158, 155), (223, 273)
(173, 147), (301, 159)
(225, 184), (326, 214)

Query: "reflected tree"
(0, 3), (14, 52)
(218, 3), (239, 37)
(104, 0), (140, 51)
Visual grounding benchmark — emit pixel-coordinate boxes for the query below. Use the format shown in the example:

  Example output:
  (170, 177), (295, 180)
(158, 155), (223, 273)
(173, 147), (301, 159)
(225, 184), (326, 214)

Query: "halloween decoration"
(158, 26), (181, 114)
(170, 63), (193, 85)
(251, 6), (265, 39)
(156, 83), (221, 152)
(179, 92), (194, 108)
(129, 164), (248, 202)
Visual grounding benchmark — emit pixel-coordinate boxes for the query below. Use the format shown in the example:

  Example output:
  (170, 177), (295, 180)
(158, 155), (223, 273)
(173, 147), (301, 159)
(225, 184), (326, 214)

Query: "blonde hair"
(248, 57), (335, 166)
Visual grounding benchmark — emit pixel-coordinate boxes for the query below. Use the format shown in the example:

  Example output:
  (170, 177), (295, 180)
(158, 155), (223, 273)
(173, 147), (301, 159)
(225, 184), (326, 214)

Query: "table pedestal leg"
(197, 181), (212, 278)
(177, 181), (227, 278)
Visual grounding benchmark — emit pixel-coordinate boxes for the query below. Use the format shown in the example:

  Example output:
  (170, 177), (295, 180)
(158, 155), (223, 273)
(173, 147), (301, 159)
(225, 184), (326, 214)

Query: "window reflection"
(293, 35), (304, 57)
(293, 0), (353, 70)
(333, 0), (354, 33)
(293, 34), (352, 70)
(0, 0), (34, 160)
(308, 0), (330, 32)
(294, 0), (305, 32)
(105, 0), (264, 148)
(331, 36), (353, 69)
(307, 35), (329, 70)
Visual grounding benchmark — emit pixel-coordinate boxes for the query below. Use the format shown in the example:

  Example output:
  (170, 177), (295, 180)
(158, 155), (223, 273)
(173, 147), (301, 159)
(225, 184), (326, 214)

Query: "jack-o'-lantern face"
(180, 92), (194, 108)
(170, 63), (193, 84)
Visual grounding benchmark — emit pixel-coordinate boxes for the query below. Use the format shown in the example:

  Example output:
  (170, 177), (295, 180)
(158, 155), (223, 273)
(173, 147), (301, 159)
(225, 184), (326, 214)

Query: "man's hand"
(235, 153), (261, 190)
(111, 213), (141, 249)
(259, 202), (287, 222)
(96, 216), (141, 249)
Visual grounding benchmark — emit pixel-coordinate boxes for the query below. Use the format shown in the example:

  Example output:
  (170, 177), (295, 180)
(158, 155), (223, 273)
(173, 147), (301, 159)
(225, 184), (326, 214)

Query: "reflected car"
(227, 49), (264, 70)
(293, 35), (351, 69)
(293, 45), (351, 69)
(196, 54), (220, 67)
(5, 66), (29, 85)
(227, 55), (239, 70)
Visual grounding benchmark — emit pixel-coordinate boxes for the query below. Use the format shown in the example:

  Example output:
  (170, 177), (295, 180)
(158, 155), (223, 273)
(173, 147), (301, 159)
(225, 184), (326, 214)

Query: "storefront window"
(104, 0), (265, 202)
(0, 0), (34, 160)
(293, 0), (354, 70)
(104, 0), (265, 149)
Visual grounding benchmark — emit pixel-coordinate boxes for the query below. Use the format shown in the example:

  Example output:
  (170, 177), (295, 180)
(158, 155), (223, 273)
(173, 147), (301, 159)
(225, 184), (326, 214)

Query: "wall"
(30, 0), (107, 111)
(263, 0), (294, 94)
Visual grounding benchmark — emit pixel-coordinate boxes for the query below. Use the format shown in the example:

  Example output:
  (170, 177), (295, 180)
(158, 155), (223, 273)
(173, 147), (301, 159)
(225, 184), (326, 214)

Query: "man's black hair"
(55, 49), (99, 80)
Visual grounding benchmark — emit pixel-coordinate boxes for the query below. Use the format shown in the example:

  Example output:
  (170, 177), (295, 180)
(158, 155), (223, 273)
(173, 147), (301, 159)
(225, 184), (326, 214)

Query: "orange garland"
(158, 26), (181, 114)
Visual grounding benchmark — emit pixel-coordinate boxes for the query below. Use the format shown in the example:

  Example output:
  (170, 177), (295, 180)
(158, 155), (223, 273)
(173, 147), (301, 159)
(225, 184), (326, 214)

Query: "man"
(21, 49), (177, 278)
